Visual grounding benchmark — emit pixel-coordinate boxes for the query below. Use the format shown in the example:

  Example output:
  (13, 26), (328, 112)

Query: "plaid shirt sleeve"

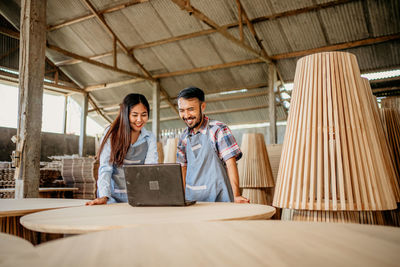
(213, 123), (242, 162)
(176, 133), (188, 166)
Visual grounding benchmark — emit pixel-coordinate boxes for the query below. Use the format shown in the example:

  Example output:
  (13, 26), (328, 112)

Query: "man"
(176, 86), (249, 203)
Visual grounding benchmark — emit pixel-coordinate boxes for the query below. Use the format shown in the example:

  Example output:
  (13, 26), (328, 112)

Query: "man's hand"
(234, 195), (250, 203)
(86, 196), (108, 206)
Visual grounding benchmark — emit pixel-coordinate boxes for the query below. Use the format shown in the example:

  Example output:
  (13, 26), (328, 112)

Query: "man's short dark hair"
(177, 86), (205, 102)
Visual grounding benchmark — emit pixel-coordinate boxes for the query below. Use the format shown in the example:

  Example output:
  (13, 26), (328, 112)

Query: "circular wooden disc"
(20, 202), (276, 234)
(0, 198), (89, 217)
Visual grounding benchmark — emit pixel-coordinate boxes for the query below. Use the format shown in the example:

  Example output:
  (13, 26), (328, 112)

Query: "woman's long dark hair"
(97, 93), (150, 166)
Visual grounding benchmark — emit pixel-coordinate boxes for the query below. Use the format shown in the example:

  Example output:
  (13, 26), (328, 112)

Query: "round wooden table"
(6, 221), (400, 267)
(21, 202), (275, 234)
(0, 232), (39, 266)
(0, 198), (88, 244)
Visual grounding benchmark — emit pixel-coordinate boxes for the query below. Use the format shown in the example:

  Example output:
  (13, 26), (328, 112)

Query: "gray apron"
(109, 141), (148, 203)
(185, 123), (234, 202)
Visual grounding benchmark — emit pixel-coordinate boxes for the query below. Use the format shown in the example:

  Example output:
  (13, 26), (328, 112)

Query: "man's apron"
(185, 124), (234, 202)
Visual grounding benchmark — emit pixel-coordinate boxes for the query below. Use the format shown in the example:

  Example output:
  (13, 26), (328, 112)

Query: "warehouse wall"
(0, 126), (95, 161)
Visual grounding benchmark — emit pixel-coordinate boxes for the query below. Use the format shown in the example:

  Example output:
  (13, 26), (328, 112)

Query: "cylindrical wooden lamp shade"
(380, 108), (400, 196)
(273, 52), (397, 212)
(238, 133), (274, 188)
(361, 78), (400, 201)
(163, 138), (178, 163)
(242, 188), (269, 205)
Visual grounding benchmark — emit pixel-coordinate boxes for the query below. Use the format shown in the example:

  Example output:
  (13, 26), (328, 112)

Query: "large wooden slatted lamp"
(273, 52), (398, 224)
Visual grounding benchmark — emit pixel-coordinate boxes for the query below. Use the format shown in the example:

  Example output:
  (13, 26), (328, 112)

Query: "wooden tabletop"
(6, 221), (400, 267)
(0, 232), (39, 266)
(20, 202), (275, 234)
(0, 187), (79, 192)
(0, 198), (88, 217)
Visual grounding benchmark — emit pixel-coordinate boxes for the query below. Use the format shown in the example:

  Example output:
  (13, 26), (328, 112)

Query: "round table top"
(0, 187), (79, 192)
(0, 232), (39, 266)
(0, 198), (88, 217)
(20, 202), (275, 234)
(7, 221), (400, 267)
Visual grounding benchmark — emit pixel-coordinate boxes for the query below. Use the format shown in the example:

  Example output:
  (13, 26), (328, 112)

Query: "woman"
(86, 93), (158, 205)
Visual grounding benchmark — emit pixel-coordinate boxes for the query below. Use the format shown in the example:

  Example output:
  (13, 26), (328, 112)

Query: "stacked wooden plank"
(157, 142), (164, 163)
(238, 133), (274, 205)
(273, 52), (398, 225)
(61, 157), (98, 199)
(0, 162), (14, 199)
(40, 161), (63, 187)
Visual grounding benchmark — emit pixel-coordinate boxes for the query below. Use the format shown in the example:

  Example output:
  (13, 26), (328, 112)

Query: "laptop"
(123, 163), (196, 206)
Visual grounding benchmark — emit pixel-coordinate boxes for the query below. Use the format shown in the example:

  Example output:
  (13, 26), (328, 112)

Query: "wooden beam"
(372, 86), (400, 94)
(0, 68), (83, 94)
(153, 58), (261, 79)
(48, 0), (150, 31)
(55, 50), (114, 66)
(62, 95), (68, 134)
(79, 93), (88, 157)
(85, 77), (144, 92)
(88, 94), (112, 123)
(154, 104), (271, 122)
(113, 36), (117, 68)
(47, 44), (150, 80)
(152, 83), (161, 141)
(14, 0), (47, 198)
(269, 64), (277, 144)
(236, 0), (244, 42)
(170, 0), (272, 64)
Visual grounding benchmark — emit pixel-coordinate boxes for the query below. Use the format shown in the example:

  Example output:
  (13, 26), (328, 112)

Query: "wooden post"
(14, 0), (47, 199)
(152, 82), (161, 141)
(79, 93), (88, 157)
(269, 64), (277, 144)
(62, 95), (68, 134)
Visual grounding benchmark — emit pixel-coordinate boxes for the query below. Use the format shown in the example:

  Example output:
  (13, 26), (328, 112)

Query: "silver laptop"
(123, 163), (196, 206)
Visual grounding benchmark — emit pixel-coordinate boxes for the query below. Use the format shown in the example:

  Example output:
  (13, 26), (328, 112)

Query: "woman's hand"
(86, 196), (108, 206)
(234, 195), (250, 203)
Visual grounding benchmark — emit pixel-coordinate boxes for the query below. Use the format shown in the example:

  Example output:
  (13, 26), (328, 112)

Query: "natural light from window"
(0, 83), (105, 136)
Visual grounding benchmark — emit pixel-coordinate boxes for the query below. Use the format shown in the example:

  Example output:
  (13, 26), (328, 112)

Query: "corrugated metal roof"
(319, 1), (368, 44)
(47, 0), (88, 26)
(368, 0), (400, 37)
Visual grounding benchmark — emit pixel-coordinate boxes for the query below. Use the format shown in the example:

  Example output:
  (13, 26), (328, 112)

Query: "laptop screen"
(123, 163), (187, 206)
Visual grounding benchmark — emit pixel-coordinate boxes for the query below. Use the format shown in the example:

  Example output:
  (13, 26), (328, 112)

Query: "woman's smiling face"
(129, 103), (148, 132)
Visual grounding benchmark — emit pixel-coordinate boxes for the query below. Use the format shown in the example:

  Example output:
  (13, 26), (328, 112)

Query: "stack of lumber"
(61, 157), (99, 199)
(157, 142), (164, 163)
(0, 162), (14, 199)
